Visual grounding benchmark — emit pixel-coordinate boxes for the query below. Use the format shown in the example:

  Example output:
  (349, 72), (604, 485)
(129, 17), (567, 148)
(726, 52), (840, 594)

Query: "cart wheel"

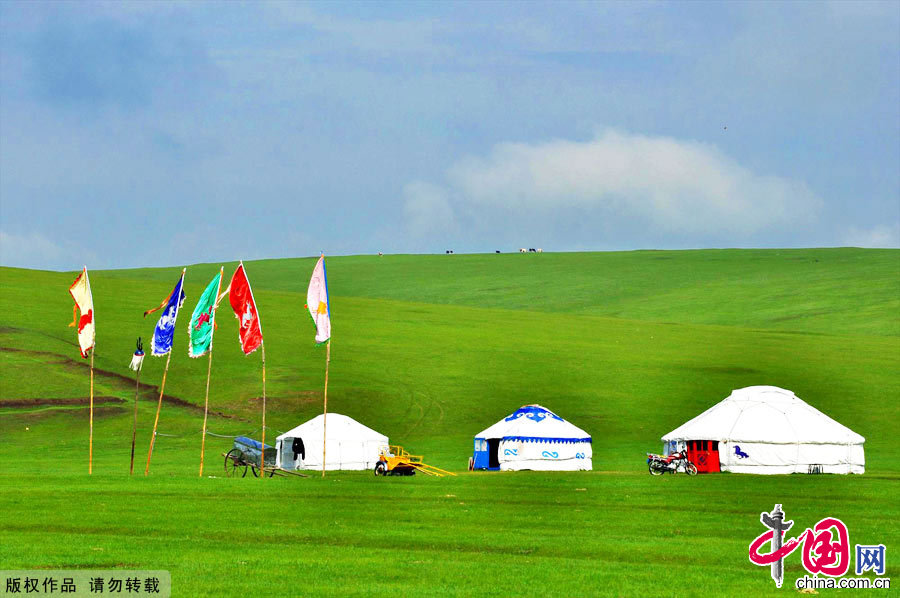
(225, 449), (248, 478)
(251, 466), (276, 478)
(374, 461), (387, 476)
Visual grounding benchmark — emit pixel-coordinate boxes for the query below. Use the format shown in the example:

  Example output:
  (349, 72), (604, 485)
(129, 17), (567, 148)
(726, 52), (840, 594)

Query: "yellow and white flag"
(306, 255), (331, 345)
(68, 267), (95, 358)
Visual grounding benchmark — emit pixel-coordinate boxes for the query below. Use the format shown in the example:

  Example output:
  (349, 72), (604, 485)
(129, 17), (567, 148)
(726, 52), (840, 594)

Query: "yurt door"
(278, 440), (289, 470)
(687, 440), (720, 473)
(487, 439), (501, 469)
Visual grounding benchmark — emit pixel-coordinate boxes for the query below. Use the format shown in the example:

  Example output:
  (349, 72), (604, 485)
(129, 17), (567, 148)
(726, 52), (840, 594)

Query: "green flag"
(188, 272), (222, 358)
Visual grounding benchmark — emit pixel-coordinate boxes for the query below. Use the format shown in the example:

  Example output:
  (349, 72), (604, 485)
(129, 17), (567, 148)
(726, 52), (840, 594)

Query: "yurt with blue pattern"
(472, 405), (592, 471)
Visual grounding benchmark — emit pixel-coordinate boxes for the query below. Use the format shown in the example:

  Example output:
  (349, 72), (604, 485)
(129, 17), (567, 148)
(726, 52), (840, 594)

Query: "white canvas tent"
(275, 413), (389, 471)
(662, 386), (865, 474)
(472, 405), (592, 471)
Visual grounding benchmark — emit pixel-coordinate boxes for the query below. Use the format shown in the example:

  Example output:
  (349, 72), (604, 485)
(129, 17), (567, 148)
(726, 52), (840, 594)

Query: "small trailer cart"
(223, 436), (307, 478)
(374, 445), (456, 477)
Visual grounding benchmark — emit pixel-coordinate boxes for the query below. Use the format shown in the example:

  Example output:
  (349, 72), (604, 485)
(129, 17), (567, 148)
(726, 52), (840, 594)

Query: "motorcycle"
(646, 450), (698, 476)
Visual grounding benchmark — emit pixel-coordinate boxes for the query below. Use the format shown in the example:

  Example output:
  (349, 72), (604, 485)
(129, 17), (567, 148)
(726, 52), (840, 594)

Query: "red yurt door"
(686, 440), (721, 473)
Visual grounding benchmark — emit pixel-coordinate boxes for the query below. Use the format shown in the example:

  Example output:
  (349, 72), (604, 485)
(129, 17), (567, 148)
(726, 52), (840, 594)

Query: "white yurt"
(661, 386), (865, 474)
(275, 413), (389, 471)
(472, 405), (592, 471)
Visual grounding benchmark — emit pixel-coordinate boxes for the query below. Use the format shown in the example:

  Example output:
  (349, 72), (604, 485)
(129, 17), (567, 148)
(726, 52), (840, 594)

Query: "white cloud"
(842, 224), (900, 248)
(404, 130), (823, 239)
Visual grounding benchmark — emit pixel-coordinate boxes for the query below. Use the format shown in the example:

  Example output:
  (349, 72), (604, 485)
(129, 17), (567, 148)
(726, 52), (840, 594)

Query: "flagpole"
(130, 361), (141, 475)
(199, 346), (214, 478)
(322, 340), (330, 478)
(261, 343), (267, 478)
(89, 349), (94, 475)
(199, 266), (224, 478)
(145, 351), (171, 476)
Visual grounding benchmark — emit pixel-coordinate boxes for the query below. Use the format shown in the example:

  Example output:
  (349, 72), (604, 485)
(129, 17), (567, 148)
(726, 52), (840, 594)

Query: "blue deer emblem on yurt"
(734, 445), (749, 459)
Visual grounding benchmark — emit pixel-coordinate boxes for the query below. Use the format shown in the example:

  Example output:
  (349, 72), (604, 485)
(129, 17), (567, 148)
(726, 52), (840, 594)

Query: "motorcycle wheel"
(649, 462), (663, 476)
(686, 462), (698, 476)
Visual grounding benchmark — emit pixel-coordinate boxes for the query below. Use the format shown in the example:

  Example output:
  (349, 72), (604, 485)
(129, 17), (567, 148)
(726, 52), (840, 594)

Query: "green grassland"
(1, 249), (898, 596)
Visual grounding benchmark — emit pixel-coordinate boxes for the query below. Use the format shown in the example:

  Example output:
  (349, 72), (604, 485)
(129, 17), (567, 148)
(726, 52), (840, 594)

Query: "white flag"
(306, 255), (331, 344)
(68, 267), (95, 358)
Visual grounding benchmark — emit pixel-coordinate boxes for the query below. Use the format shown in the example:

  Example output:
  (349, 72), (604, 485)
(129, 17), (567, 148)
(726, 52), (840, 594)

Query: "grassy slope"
(1, 249), (898, 596)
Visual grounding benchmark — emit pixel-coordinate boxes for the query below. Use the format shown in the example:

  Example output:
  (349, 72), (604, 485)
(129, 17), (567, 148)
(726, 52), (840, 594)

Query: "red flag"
(228, 262), (263, 355)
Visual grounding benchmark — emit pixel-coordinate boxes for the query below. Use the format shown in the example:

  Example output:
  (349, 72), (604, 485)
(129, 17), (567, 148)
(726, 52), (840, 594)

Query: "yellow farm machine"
(374, 445), (456, 477)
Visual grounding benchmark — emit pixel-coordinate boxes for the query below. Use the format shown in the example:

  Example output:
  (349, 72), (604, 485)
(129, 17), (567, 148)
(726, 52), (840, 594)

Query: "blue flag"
(150, 271), (186, 356)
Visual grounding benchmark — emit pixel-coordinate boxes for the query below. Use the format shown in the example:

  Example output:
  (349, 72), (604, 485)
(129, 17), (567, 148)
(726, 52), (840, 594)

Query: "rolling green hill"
(2, 249), (897, 468)
(1, 249), (898, 596)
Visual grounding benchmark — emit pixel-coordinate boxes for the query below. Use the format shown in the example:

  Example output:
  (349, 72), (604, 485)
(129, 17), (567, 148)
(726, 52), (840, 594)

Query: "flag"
(228, 262), (263, 355)
(129, 337), (145, 371)
(189, 272), (221, 358)
(149, 271), (186, 356)
(306, 255), (331, 345)
(68, 267), (95, 358)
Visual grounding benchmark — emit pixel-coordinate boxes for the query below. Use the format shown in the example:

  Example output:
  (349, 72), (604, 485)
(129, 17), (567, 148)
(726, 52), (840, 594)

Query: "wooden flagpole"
(261, 343), (267, 478)
(130, 359), (141, 475)
(321, 340), (331, 477)
(198, 342), (214, 478)
(199, 266), (224, 478)
(145, 351), (171, 476)
(89, 349), (94, 475)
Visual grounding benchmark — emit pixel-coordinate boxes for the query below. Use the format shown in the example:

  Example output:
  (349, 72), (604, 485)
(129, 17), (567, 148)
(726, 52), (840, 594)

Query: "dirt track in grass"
(1, 396), (124, 408)
(0, 346), (238, 418)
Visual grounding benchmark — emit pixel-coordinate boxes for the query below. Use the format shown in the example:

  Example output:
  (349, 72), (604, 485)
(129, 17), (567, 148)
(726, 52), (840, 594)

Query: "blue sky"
(1, 1), (897, 270)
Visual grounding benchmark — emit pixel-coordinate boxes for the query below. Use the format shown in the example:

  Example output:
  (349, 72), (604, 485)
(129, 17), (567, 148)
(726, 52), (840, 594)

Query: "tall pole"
(199, 267), (224, 478)
(260, 343), (267, 478)
(199, 349), (214, 478)
(145, 351), (172, 476)
(89, 350), (94, 475)
(322, 341), (331, 478)
(130, 365), (142, 475)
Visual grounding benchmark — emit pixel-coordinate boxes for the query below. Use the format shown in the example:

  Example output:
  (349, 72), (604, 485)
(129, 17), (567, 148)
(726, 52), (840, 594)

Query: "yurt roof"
(661, 386), (864, 445)
(276, 413), (388, 442)
(476, 405), (591, 442)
